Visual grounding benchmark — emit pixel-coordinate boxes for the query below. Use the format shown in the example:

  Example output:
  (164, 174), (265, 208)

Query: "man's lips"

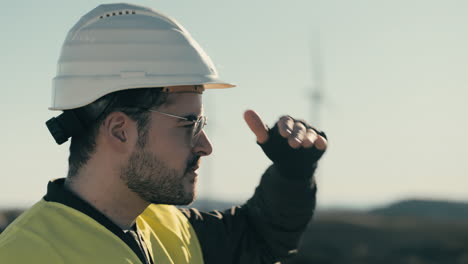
(186, 159), (200, 174)
(185, 156), (200, 174)
(187, 156), (200, 173)
(189, 164), (199, 174)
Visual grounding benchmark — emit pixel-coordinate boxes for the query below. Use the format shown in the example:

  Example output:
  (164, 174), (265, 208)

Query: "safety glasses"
(147, 109), (207, 138)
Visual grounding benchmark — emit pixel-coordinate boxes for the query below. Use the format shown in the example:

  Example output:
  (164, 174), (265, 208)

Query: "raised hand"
(244, 109), (328, 179)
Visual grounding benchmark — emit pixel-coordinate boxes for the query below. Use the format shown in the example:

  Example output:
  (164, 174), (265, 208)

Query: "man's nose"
(192, 130), (213, 156)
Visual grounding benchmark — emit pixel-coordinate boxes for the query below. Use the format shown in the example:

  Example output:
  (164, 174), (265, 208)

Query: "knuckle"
(294, 121), (307, 129)
(278, 119), (295, 137)
(279, 117), (294, 127)
(307, 128), (318, 135)
(303, 134), (316, 147)
(290, 129), (304, 139)
(291, 123), (306, 135)
(315, 137), (328, 150)
(302, 140), (314, 148)
(278, 125), (292, 138)
(288, 139), (301, 149)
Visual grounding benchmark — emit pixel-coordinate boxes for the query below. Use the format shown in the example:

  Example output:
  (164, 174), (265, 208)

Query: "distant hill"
(370, 199), (468, 221)
(288, 199), (468, 264)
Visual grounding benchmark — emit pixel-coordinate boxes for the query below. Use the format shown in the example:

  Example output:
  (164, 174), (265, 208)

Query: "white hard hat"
(50, 3), (235, 110)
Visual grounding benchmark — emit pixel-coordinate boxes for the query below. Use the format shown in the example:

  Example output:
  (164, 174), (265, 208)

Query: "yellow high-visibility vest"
(0, 200), (204, 264)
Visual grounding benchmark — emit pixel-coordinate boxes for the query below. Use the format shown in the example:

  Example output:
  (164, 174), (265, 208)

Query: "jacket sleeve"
(180, 164), (317, 264)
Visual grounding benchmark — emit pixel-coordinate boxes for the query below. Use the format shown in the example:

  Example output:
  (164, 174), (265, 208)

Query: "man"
(0, 3), (327, 264)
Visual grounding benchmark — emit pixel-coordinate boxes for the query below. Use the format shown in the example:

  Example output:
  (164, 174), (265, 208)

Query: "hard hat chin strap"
(45, 110), (86, 145)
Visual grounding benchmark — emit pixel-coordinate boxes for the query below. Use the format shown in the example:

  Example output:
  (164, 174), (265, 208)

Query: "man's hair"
(67, 88), (169, 178)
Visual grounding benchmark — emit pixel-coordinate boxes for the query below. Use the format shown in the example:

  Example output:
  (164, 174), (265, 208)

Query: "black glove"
(258, 121), (327, 180)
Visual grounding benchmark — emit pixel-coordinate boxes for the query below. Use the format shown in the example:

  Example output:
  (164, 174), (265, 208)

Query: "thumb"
(244, 109), (269, 144)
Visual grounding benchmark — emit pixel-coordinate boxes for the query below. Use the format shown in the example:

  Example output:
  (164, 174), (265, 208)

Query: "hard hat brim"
(49, 75), (235, 110)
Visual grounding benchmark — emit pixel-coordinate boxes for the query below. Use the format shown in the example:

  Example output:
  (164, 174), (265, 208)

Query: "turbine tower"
(309, 32), (325, 126)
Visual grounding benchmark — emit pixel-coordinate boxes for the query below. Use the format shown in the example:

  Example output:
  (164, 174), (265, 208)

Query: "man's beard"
(120, 147), (198, 205)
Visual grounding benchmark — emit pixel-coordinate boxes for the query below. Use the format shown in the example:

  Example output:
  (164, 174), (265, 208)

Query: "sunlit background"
(2, 0), (467, 209)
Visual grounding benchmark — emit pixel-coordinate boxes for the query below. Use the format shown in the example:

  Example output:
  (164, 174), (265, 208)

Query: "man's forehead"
(161, 91), (203, 114)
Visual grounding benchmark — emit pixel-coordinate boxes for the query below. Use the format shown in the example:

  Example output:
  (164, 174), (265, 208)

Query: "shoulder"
(139, 204), (189, 232)
(138, 204), (204, 262)
(0, 201), (63, 263)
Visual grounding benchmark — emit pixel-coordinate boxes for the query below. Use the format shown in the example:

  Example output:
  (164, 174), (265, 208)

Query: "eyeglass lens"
(193, 116), (206, 137)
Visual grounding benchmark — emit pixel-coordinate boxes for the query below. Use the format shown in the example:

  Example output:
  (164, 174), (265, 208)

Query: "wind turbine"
(309, 31), (325, 126)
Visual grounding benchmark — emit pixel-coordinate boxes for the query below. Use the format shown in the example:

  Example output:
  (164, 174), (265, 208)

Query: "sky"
(1, 0), (467, 209)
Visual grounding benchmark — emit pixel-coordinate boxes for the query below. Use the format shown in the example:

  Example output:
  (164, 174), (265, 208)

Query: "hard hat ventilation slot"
(99, 10), (136, 19)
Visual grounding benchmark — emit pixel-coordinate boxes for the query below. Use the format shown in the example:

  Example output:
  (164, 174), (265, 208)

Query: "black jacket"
(182, 164), (317, 264)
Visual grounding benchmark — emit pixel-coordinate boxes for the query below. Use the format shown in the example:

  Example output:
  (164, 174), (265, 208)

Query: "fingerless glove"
(258, 122), (327, 180)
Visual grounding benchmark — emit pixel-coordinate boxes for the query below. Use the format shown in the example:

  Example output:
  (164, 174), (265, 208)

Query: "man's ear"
(101, 112), (136, 151)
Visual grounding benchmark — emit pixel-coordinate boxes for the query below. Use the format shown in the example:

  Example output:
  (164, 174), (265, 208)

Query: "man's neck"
(64, 175), (150, 230)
